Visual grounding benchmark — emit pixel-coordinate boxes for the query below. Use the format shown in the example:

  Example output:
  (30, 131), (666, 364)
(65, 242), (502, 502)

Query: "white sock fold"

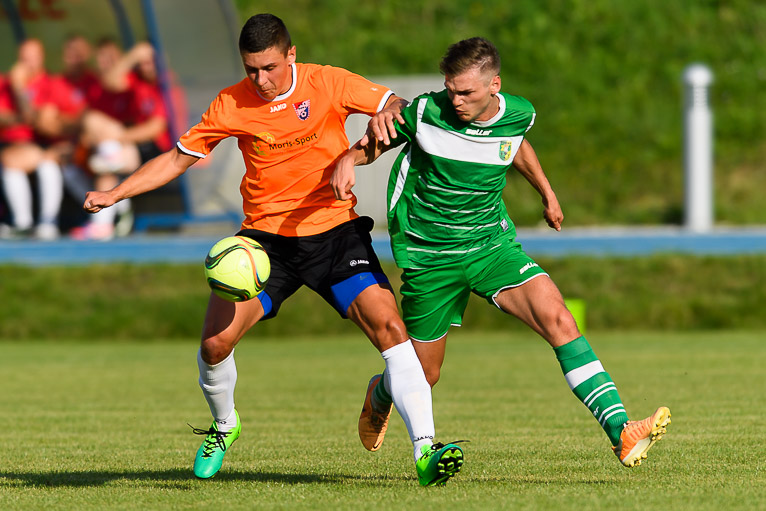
(36, 159), (63, 225)
(197, 348), (238, 431)
(381, 340), (435, 461)
(1, 168), (33, 229)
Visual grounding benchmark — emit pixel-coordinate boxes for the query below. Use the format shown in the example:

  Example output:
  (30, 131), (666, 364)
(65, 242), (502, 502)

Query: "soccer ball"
(204, 236), (270, 302)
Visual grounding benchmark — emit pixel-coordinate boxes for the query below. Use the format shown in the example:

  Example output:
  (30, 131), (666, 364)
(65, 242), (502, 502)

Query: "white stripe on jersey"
(432, 221), (499, 230)
(412, 193), (498, 214)
(420, 177), (489, 195)
(416, 122), (525, 166)
(389, 149), (411, 212)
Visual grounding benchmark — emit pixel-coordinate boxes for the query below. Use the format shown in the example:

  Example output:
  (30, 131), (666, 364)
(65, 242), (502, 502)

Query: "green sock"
(371, 371), (393, 411)
(554, 336), (629, 446)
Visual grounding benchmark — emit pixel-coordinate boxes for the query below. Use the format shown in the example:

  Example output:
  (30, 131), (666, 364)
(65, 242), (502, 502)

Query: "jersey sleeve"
(177, 92), (229, 158)
(324, 66), (392, 117)
(390, 93), (426, 146)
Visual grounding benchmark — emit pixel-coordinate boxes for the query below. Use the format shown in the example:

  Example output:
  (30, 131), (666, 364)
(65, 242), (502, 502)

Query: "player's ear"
(490, 75), (501, 95)
(286, 45), (296, 65)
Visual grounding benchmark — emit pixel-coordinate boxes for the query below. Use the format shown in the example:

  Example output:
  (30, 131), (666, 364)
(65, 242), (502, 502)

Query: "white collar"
(472, 93), (505, 127)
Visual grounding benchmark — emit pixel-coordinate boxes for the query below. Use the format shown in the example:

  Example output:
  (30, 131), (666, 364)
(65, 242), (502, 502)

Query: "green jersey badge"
(499, 141), (513, 161)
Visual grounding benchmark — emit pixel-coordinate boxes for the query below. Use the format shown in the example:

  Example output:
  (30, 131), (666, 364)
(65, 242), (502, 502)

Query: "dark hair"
(439, 37), (500, 77)
(239, 13), (292, 54)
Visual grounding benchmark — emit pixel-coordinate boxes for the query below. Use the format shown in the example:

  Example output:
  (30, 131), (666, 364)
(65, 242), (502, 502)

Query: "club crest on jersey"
(293, 99), (310, 121)
(499, 141), (513, 161)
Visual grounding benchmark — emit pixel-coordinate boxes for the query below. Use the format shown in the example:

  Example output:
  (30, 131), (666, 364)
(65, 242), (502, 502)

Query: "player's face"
(241, 45), (296, 100)
(444, 66), (501, 123)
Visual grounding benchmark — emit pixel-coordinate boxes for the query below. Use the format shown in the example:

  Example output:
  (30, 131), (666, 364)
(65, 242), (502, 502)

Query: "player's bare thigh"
(200, 292), (265, 364)
(346, 283), (409, 353)
(412, 334), (448, 387)
(494, 274), (580, 347)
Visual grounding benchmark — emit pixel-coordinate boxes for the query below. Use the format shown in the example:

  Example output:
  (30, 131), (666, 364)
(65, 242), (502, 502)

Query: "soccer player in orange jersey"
(83, 14), (460, 485)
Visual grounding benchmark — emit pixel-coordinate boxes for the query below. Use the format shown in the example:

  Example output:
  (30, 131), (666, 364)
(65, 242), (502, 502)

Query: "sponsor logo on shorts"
(519, 262), (539, 274)
(293, 99), (310, 121)
(349, 259), (369, 267)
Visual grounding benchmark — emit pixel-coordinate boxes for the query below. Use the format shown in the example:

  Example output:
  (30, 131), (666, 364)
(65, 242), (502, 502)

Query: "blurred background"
(0, 0), (764, 338)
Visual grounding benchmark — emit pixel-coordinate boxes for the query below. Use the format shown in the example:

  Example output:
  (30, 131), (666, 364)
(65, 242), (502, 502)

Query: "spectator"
(72, 39), (171, 240)
(0, 38), (64, 240)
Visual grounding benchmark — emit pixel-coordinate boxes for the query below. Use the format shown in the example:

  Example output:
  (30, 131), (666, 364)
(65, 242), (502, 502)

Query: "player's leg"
(492, 263), (670, 467)
(324, 218), (462, 485)
(348, 285), (463, 486)
(346, 282), (436, 455)
(191, 292), (265, 478)
(411, 334), (447, 387)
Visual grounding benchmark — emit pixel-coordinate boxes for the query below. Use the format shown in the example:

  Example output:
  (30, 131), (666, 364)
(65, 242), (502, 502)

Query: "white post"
(683, 64), (714, 232)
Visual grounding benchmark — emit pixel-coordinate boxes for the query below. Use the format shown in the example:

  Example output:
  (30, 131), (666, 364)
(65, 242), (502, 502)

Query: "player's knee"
(374, 314), (409, 350)
(423, 366), (440, 387)
(200, 334), (236, 365)
(549, 305), (580, 338)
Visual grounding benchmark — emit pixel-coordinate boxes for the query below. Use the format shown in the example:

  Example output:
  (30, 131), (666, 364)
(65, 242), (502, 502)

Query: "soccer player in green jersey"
(332, 37), (671, 469)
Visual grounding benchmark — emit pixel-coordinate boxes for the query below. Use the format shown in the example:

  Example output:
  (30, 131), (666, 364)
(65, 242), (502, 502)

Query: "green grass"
(2, 331), (764, 510)
(3, 256), (766, 340)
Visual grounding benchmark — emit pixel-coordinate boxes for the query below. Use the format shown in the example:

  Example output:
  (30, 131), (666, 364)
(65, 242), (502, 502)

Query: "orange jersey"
(178, 63), (392, 236)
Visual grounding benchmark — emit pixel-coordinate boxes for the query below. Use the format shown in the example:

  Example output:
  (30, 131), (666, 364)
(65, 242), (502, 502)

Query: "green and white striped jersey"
(386, 90), (536, 268)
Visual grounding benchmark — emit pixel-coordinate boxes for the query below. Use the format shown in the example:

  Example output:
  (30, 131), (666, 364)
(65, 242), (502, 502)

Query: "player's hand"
(361, 101), (406, 147)
(543, 196), (563, 231)
(83, 191), (117, 213)
(330, 154), (356, 201)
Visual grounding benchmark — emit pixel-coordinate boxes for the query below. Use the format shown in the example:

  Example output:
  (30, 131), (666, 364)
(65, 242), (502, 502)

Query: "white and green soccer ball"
(204, 236), (270, 302)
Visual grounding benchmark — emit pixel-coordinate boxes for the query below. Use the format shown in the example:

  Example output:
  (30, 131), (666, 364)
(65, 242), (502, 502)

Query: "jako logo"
(519, 262), (539, 274)
(270, 103), (287, 113)
(349, 259), (369, 267)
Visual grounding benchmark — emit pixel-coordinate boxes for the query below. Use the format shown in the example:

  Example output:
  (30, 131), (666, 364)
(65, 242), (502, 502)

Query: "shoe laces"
(423, 440), (469, 458)
(188, 424), (233, 458)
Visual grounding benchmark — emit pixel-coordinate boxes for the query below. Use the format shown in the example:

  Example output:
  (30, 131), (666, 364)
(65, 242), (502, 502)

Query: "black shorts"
(237, 216), (389, 319)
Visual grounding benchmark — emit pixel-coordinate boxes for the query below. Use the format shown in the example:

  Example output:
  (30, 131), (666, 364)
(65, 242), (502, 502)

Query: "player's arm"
(362, 94), (408, 147)
(512, 139), (563, 231)
(331, 137), (394, 201)
(83, 147), (198, 212)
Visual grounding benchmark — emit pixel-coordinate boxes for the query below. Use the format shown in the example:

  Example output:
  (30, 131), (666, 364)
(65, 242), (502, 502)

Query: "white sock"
(197, 348), (238, 432)
(36, 159), (63, 225)
(115, 197), (131, 214)
(91, 205), (117, 225)
(1, 168), (33, 229)
(381, 340), (435, 461)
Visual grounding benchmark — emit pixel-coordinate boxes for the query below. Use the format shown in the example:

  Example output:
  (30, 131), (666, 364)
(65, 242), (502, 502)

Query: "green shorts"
(399, 239), (548, 342)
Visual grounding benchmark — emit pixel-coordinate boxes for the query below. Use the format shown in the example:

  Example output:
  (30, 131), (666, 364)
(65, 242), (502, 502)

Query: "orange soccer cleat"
(358, 374), (392, 451)
(613, 406), (671, 467)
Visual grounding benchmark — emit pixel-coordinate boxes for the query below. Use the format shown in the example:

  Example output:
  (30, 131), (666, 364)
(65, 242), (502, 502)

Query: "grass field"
(2, 330), (763, 510)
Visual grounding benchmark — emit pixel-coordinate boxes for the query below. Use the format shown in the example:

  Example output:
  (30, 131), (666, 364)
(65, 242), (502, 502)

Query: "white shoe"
(35, 223), (60, 241)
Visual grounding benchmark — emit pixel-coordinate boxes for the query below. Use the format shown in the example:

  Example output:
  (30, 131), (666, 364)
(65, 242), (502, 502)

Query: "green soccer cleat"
(189, 410), (241, 479)
(415, 441), (465, 487)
